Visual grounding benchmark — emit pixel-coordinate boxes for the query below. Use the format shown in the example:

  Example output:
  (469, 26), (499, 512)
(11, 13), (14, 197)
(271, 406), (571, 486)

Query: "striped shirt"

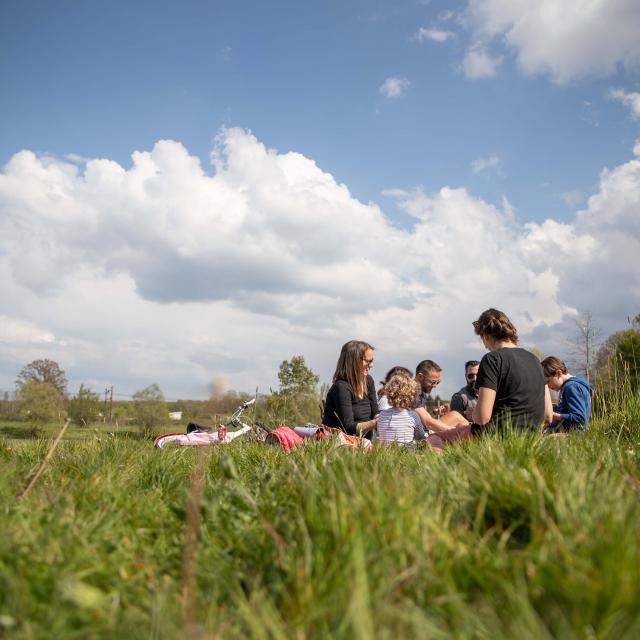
(377, 408), (426, 445)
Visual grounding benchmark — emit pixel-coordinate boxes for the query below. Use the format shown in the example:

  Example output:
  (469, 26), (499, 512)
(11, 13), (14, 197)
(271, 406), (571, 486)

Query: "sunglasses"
(363, 358), (374, 364)
(466, 373), (477, 380)
(426, 379), (440, 386)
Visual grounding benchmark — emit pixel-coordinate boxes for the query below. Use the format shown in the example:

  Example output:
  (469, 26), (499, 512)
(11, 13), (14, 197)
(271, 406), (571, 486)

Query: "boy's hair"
(464, 360), (480, 370)
(472, 308), (519, 344)
(415, 359), (441, 377)
(385, 375), (419, 409)
(541, 356), (568, 378)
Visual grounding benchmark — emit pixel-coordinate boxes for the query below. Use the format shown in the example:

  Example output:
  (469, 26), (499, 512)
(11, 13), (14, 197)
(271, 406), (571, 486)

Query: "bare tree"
(568, 311), (602, 382)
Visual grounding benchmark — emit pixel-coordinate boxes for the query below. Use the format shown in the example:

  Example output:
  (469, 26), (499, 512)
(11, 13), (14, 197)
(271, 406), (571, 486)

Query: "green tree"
(18, 381), (67, 428)
(16, 359), (68, 397)
(265, 356), (322, 425)
(68, 385), (101, 426)
(132, 384), (167, 434)
(614, 330), (640, 389)
(277, 356), (319, 398)
(593, 315), (640, 390)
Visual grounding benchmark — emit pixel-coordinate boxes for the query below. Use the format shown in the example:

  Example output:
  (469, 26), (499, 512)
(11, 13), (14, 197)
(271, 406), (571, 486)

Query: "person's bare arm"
(472, 387), (496, 425)
(356, 417), (378, 435)
(544, 385), (554, 425)
(415, 407), (449, 432)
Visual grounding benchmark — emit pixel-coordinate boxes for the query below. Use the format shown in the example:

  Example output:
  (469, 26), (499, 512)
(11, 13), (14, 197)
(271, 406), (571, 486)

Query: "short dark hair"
(415, 359), (441, 377)
(464, 360), (480, 370)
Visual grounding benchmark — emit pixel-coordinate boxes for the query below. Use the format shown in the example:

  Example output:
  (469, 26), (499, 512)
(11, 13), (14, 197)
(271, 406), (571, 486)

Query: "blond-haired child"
(377, 374), (426, 447)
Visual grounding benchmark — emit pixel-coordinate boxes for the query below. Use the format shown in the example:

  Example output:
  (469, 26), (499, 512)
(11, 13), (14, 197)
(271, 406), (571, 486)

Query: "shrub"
(18, 380), (67, 429)
(132, 384), (168, 435)
(69, 384), (102, 426)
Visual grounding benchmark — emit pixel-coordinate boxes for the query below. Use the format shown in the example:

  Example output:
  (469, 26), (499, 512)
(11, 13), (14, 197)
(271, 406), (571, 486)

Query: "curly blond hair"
(385, 374), (419, 409)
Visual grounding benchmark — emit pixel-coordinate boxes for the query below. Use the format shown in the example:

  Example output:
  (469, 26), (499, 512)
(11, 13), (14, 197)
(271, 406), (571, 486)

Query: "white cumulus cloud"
(471, 153), (501, 174)
(462, 46), (502, 79)
(463, 0), (640, 83)
(379, 76), (410, 98)
(560, 190), (583, 207)
(415, 27), (454, 43)
(608, 88), (640, 119)
(1, 128), (639, 397)
(0, 316), (55, 344)
(471, 153), (502, 173)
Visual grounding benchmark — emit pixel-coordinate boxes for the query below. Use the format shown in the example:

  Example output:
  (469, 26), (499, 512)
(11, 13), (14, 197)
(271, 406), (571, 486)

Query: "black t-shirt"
(323, 375), (379, 435)
(477, 347), (545, 430)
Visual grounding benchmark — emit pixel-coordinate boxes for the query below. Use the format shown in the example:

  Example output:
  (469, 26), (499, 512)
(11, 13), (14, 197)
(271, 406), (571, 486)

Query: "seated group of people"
(322, 308), (593, 449)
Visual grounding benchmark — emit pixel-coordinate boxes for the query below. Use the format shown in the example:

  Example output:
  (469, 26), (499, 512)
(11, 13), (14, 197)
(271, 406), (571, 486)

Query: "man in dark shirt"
(450, 360), (480, 420)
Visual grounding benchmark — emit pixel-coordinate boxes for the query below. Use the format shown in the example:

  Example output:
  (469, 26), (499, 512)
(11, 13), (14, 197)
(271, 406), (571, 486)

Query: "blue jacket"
(550, 376), (593, 431)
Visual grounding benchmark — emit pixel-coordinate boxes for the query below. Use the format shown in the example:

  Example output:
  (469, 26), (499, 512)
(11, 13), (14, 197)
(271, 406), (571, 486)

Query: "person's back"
(477, 347), (545, 430)
(376, 374), (426, 446)
(377, 408), (424, 445)
(556, 376), (592, 429)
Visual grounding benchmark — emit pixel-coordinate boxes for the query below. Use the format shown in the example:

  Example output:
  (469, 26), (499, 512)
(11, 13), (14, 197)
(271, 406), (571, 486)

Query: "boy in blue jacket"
(541, 356), (593, 433)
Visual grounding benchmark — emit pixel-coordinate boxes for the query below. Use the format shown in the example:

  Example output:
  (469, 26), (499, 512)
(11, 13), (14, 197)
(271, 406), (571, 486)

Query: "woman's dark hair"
(333, 340), (374, 399)
(541, 356), (568, 378)
(378, 366), (412, 398)
(472, 308), (519, 344)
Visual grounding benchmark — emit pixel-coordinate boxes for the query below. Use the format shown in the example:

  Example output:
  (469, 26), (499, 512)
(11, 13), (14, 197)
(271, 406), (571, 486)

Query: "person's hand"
(432, 404), (449, 418)
(552, 412), (562, 421)
(464, 408), (474, 421)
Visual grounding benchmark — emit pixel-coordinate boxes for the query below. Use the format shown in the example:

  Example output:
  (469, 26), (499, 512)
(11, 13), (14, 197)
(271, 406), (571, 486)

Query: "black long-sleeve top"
(322, 375), (379, 435)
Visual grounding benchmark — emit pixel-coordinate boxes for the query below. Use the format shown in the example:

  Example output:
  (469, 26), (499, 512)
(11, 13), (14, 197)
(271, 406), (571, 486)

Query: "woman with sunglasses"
(322, 340), (379, 437)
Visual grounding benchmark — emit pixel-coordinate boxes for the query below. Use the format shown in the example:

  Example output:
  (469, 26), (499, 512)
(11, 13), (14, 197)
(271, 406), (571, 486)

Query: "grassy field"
(1, 391), (640, 639)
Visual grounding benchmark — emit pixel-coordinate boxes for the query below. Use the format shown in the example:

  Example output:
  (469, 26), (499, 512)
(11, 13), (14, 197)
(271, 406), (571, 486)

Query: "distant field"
(0, 420), (145, 443)
(1, 395), (639, 639)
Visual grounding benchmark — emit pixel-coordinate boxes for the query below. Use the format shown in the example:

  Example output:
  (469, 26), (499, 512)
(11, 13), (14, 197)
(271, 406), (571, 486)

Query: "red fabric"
(267, 426), (305, 452)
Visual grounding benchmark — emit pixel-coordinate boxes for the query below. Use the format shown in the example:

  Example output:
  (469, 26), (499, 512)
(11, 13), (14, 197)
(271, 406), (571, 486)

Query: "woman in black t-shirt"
(322, 340), (379, 436)
(471, 308), (552, 431)
(427, 309), (552, 449)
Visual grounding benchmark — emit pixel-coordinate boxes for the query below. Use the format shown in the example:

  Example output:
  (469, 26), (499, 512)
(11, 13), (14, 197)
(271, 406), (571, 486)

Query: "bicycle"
(154, 398), (261, 448)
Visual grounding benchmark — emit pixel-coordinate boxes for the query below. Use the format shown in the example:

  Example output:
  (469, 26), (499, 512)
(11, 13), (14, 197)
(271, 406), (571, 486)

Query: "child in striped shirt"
(377, 374), (426, 447)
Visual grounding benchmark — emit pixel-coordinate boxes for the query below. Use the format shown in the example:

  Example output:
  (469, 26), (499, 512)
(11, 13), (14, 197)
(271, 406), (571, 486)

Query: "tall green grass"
(1, 389), (639, 639)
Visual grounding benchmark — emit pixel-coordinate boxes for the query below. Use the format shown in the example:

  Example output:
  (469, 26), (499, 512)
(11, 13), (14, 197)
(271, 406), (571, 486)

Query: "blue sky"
(1, 0), (639, 399)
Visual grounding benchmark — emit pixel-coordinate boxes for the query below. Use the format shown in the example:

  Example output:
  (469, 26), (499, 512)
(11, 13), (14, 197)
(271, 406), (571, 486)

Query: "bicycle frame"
(154, 398), (256, 448)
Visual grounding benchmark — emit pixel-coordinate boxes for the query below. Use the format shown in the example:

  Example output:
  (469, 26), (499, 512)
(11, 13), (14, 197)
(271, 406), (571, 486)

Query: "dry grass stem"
(16, 419), (71, 502)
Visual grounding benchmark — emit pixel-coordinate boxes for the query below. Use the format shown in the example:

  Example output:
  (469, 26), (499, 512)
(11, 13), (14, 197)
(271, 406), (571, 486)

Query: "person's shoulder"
(329, 379), (353, 393)
(564, 376), (593, 395)
(480, 350), (501, 366)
